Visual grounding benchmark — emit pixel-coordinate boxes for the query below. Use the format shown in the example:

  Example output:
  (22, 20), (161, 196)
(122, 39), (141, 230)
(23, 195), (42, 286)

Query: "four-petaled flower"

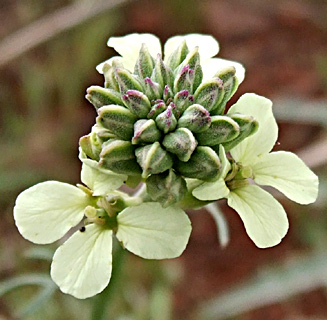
(14, 164), (191, 298)
(193, 93), (319, 248)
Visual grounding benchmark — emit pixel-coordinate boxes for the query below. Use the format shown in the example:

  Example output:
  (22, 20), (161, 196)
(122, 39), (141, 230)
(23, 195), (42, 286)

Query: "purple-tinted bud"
(134, 43), (155, 79)
(132, 119), (161, 144)
(147, 101), (167, 119)
(155, 105), (178, 134)
(122, 89), (151, 118)
(173, 90), (194, 115)
(144, 77), (162, 101)
(151, 54), (174, 89)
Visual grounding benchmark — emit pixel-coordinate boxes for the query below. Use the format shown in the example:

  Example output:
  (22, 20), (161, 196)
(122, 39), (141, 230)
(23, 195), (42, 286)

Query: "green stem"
(90, 243), (126, 320)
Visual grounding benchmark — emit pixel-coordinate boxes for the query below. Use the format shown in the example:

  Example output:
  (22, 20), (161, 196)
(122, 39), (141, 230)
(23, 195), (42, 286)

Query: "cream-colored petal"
(253, 151), (319, 205)
(228, 93), (278, 165)
(202, 57), (245, 83)
(107, 33), (162, 71)
(81, 163), (126, 196)
(192, 178), (229, 201)
(116, 203), (191, 259)
(51, 224), (113, 299)
(164, 34), (219, 62)
(227, 185), (289, 248)
(96, 56), (124, 74)
(14, 181), (90, 244)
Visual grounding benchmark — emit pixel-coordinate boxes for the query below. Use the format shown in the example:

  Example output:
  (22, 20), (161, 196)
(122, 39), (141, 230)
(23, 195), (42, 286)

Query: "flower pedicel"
(13, 33), (318, 298)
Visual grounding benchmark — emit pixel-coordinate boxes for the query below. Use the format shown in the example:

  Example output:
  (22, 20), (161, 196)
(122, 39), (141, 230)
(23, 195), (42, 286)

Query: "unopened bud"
(162, 127), (197, 162)
(222, 113), (259, 151)
(99, 140), (141, 175)
(79, 132), (101, 161)
(147, 101), (167, 119)
(173, 90), (194, 114)
(163, 84), (174, 102)
(165, 39), (189, 71)
(115, 68), (144, 94)
(135, 142), (173, 178)
(132, 119), (161, 144)
(134, 43), (155, 79)
(151, 54), (174, 89)
(155, 105), (178, 133)
(193, 78), (224, 113)
(144, 77), (162, 101)
(174, 64), (194, 93)
(146, 169), (187, 207)
(96, 105), (137, 140)
(176, 146), (221, 181)
(177, 104), (211, 133)
(122, 90), (151, 118)
(103, 61), (120, 91)
(86, 86), (123, 109)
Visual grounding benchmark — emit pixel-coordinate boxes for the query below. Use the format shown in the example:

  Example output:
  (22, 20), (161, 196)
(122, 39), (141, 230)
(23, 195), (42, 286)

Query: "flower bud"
(177, 104), (211, 133)
(162, 128), (197, 162)
(79, 132), (101, 161)
(155, 105), (177, 134)
(163, 84), (174, 102)
(115, 68), (144, 94)
(103, 61), (120, 91)
(86, 86), (123, 109)
(147, 101), (166, 119)
(174, 64), (194, 94)
(222, 113), (259, 151)
(122, 90), (151, 118)
(196, 115), (240, 146)
(176, 146), (221, 181)
(146, 169), (187, 207)
(135, 142), (173, 178)
(132, 119), (161, 144)
(96, 105), (137, 140)
(179, 47), (203, 92)
(151, 54), (174, 89)
(144, 77), (162, 101)
(212, 66), (238, 114)
(165, 39), (189, 71)
(193, 78), (224, 113)
(134, 43), (155, 79)
(173, 90), (194, 114)
(99, 140), (141, 175)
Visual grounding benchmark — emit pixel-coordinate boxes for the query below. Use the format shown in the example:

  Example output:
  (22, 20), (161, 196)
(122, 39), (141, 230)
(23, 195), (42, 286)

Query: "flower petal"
(192, 178), (229, 201)
(202, 57), (245, 83)
(164, 34), (219, 62)
(228, 93), (278, 165)
(81, 163), (127, 196)
(51, 224), (113, 299)
(107, 33), (162, 71)
(227, 185), (289, 248)
(96, 56), (124, 74)
(116, 203), (191, 259)
(253, 151), (319, 205)
(14, 181), (90, 244)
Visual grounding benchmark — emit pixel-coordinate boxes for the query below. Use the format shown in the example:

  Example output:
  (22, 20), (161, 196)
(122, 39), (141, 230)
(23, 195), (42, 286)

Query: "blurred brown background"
(0, 0), (326, 319)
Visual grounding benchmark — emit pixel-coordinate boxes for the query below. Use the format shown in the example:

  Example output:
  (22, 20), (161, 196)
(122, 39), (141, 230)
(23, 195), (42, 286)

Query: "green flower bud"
(179, 47), (203, 92)
(173, 90), (194, 114)
(163, 84), (174, 102)
(174, 64), (194, 94)
(222, 113), (259, 151)
(165, 39), (189, 71)
(196, 115), (240, 146)
(86, 86), (123, 109)
(147, 100), (167, 119)
(132, 119), (161, 145)
(193, 78), (224, 113)
(177, 104), (211, 133)
(144, 77), (162, 101)
(155, 105), (177, 134)
(162, 128), (197, 162)
(134, 43), (155, 79)
(151, 54), (174, 89)
(122, 90), (151, 118)
(176, 146), (221, 181)
(99, 139), (141, 175)
(135, 142), (173, 178)
(103, 61), (120, 91)
(115, 68), (144, 94)
(212, 66), (238, 114)
(146, 169), (187, 207)
(79, 132), (101, 161)
(96, 105), (137, 140)
(93, 124), (117, 142)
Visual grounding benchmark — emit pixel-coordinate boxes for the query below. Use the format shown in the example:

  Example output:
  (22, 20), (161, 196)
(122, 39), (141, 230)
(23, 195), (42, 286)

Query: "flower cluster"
(13, 33), (318, 299)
